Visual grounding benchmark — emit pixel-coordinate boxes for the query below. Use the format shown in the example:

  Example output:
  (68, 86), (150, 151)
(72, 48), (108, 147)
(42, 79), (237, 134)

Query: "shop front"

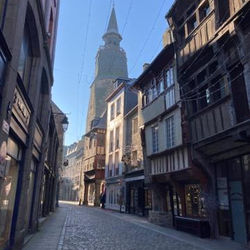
(149, 167), (210, 237)
(0, 86), (31, 248)
(215, 155), (250, 244)
(0, 137), (22, 249)
(106, 178), (125, 212)
(125, 177), (145, 216)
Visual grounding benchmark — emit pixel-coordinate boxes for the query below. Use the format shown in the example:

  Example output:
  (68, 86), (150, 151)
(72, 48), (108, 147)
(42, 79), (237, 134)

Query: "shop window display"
(173, 192), (182, 216)
(0, 138), (22, 249)
(185, 184), (206, 218)
(144, 189), (152, 210)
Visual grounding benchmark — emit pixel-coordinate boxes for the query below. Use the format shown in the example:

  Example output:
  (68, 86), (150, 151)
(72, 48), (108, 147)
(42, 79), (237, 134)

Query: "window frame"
(115, 126), (120, 149)
(110, 103), (115, 120)
(109, 130), (114, 152)
(116, 97), (121, 116)
(152, 125), (159, 153)
(132, 117), (138, 134)
(165, 116), (175, 149)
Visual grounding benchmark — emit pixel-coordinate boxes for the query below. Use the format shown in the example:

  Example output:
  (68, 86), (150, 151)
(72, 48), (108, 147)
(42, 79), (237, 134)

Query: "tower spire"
(106, 7), (119, 34)
(103, 6), (122, 45)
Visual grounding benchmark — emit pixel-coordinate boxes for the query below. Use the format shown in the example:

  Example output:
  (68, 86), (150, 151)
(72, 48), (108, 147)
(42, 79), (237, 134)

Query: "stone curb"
(57, 208), (70, 250)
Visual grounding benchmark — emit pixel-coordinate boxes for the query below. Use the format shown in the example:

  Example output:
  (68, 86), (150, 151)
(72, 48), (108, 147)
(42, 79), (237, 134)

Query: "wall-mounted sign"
(2, 120), (9, 135)
(0, 141), (7, 177)
(12, 88), (31, 132)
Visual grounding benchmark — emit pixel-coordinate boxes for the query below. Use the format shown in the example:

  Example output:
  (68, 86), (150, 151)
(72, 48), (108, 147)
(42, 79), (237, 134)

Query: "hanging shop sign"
(0, 141), (7, 177)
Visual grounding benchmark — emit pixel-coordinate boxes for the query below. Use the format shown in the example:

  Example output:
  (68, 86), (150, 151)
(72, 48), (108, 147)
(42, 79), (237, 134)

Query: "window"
(178, 27), (185, 42)
(199, 85), (210, 109)
(197, 70), (207, 83)
(89, 138), (92, 149)
(187, 15), (198, 34)
(115, 152), (119, 176)
(116, 98), (121, 116)
(152, 125), (159, 153)
(185, 184), (206, 218)
(148, 89), (153, 103)
(115, 126), (120, 149)
(142, 93), (148, 107)
(38, 71), (49, 121)
(199, 1), (211, 21)
(218, 0), (230, 23)
(109, 130), (114, 152)
(211, 76), (227, 102)
(166, 116), (175, 149)
(132, 151), (137, 166)
(110, 103), (115, 120)
(144, 189), (152, 209)
(0, 52), (6, 85)
(165, 87), (175, 109)
(132, 117), (138, 134)
(108, 155), (113, 177)
(166, 67), (174, 88)
(152, 84), (157, 99)
(18, 24), (33, 89)
(187, 4), (196, 17)
(157, 79), (164, 95)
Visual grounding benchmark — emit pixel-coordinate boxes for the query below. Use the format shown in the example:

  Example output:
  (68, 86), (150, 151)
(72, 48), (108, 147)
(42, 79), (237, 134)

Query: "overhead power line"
(129, 0), (167, 75)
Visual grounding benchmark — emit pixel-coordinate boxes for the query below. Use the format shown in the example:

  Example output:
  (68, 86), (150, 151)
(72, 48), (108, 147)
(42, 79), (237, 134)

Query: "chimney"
(143, 63), (150, 72)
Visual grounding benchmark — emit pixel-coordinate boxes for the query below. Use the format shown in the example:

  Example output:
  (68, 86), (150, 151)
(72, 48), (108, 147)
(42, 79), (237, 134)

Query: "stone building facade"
(123, 105), (145, 216)
(82, 113), (106, 206)
(40, 103), (66, 217)
(105, 79), (137, 211)
(0, 0), (60, 249)
(61, 139), (84, 201)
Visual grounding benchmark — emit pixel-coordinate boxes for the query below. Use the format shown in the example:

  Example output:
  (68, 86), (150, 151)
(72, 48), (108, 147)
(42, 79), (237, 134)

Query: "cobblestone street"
(23, 202), (245, 250)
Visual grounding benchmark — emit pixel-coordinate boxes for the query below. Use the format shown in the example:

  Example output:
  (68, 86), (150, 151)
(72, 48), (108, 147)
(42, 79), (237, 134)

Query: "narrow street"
(23, 202), (244, 250)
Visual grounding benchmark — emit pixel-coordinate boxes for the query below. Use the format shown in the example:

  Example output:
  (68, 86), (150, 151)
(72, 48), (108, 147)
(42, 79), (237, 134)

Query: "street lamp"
(52, 112), (69, 132)
(61, 116), (69, 132)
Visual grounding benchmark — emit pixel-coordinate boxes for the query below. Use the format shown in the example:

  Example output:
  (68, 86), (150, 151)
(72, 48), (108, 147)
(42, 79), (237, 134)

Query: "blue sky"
(52, 0), (174, 146)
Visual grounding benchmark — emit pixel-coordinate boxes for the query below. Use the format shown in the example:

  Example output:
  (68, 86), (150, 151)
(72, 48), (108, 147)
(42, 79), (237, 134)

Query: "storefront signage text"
(12, 88), (31, 130)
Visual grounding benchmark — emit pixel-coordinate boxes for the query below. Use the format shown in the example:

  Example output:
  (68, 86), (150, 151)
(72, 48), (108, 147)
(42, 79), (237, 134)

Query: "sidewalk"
(23, 205), (68, 250)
